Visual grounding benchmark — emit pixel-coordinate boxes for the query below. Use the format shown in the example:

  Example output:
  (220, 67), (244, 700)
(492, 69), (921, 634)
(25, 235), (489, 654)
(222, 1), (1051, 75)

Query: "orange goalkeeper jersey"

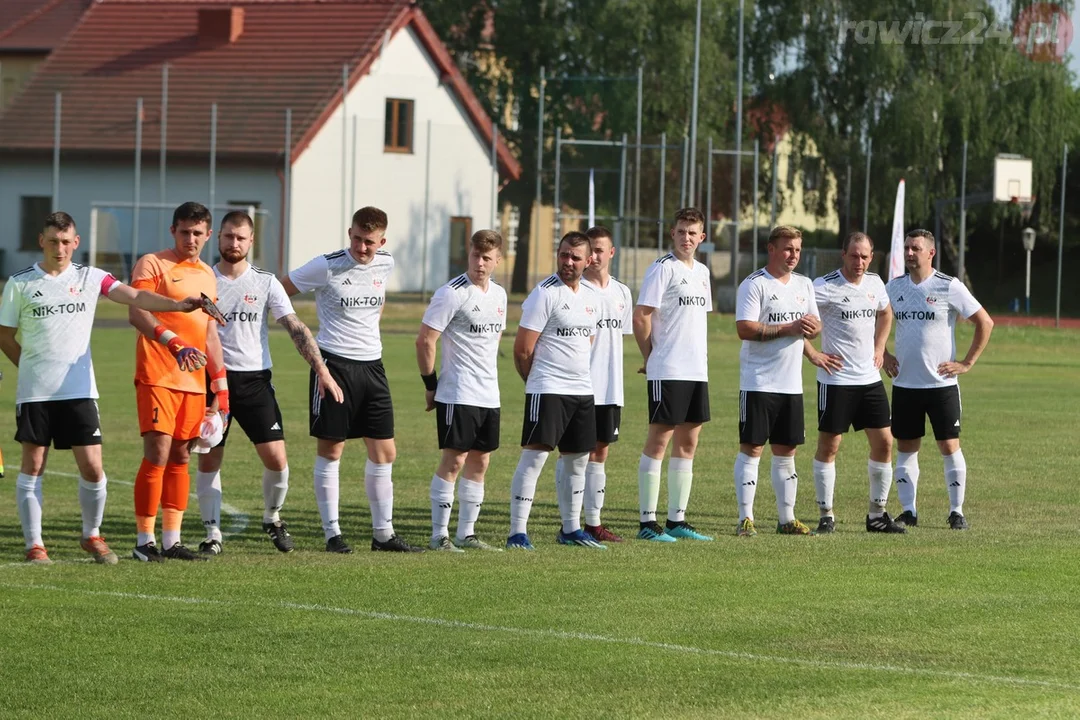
(131, 248), (216, 393)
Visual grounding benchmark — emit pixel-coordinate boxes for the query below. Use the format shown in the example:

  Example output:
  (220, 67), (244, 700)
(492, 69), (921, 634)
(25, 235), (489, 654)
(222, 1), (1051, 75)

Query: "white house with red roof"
(0, 0), (520, 289)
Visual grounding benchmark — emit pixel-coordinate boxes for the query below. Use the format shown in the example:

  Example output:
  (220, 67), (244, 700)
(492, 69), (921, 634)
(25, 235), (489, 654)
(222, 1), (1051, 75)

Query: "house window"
(448, 216), (472, 278)
(20, 196), (53, 251)
(384, 99), (414, 153)
(506, 206), (520, 255)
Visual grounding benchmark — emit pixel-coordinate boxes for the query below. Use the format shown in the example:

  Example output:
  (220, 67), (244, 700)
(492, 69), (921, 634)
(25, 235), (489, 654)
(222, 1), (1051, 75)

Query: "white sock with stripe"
(771, 455), (799, 525)
(430, 474), (455, 541)
(943, 449), (967, 515)
(868, 460), (892, 517)
(313, 455), (341, 540)
(78, 476), (107, 538)
(557, 452), (589, 534)
(16, 473), (43, 549)
(262, 466), (289, 524)
(895, 451), (920, 515)
(456, 478), (484, 541)
(365, 460), (395, 542)
(196, 470), (223, 542)
(667, 457), (693, 523)
(509, 449), (548, 536)
(812, 459), (835, 517)
(733, 453), (759, 522)
(637, 454), (662, 524)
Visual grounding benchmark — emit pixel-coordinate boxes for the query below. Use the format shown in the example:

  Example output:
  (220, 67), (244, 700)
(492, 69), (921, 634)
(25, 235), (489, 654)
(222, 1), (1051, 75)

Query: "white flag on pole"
(588, 168), (596, 228)
(889, 179), (906, 280)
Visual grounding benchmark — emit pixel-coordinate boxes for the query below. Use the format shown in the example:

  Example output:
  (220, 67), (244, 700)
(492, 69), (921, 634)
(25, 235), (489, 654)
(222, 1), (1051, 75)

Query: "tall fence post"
(1057, 142), (1068, 327)
(52, 91), (61, 210)
(132, 98), (144, 278)
(423, 119), (432, 299)
(208, 102), (217, 264)
(283, 108), (292, 275)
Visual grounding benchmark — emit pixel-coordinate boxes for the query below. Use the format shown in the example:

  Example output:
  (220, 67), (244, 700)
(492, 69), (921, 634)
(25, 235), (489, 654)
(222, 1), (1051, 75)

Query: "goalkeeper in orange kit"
(128, 202), (229, 562)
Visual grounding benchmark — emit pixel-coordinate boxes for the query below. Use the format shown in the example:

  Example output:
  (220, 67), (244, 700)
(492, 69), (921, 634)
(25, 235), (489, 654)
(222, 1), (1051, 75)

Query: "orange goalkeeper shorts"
(136, 382), (205, 440)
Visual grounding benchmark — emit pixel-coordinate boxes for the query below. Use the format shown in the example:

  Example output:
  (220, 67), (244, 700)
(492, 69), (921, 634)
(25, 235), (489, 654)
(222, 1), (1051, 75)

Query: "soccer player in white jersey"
(809, 232), (906, 534)
(733, 225), (827, 536)
(416, 230), (507, 552)
(194, 211), (343, 556)
(882, 229), (994, 530)
(0, 211), (202, 564)
(508, 231), (603, 550)
(575, 225), (634, 543)
(282, 206), (423, 553)
(632, 207), (714, 543)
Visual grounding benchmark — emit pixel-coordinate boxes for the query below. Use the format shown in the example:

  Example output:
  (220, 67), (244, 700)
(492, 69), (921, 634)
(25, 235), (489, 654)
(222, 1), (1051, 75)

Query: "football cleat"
(665, 520), (714, 541)
(429, 535), (465, 553)
(164, 542), (209, 561)
(815, 516), (836, 534)
(736, 518), (757, 537)
(866, 512), (907, 534)
(584, 524), (624, 543)
(325, 535), (353, 554)
(372, 535), (425, 553)
(947, 511), (969, 530)
(636, 521), (677, 543)
(453, 535), (503, 551)
(263, 521), (295, 553)
(556, 529), (607, 549)
(895, 510), (918, 527)
(505, 533), (535, 550)
(80, 536), (118, 565)
(25, 544), (52, 565)
(132, 542), (164, 562)
(776, 519), (812, 535)
(198, 539), (223, 557)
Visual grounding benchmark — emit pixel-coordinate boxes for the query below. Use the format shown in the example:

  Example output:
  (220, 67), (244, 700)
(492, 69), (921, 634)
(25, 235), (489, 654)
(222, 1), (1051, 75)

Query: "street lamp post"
(1022, 226), (1036, 314)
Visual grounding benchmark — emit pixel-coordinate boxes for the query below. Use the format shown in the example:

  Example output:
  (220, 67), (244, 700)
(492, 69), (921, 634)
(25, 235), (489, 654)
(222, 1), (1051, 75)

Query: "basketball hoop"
(1011, 195), (1036, 223)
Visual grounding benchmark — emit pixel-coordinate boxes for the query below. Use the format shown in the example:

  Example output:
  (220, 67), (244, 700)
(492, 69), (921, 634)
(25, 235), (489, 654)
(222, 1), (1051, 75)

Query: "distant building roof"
(0, 0), (521, 180)
(0, 0), (90, 52)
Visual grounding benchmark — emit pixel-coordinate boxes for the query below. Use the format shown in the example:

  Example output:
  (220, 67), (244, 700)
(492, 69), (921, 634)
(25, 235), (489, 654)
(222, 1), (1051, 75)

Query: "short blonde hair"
(768, 225), (802, 245)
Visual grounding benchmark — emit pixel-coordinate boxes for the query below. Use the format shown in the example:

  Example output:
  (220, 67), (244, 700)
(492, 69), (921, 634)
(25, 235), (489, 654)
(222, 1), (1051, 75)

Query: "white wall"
(0, 158), (283, 277)
(289, 25), (498, 291)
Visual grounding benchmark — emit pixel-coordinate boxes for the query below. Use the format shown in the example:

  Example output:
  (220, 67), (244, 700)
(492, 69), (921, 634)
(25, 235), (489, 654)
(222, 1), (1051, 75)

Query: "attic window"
(198, 7), (245, 45)
(384, 98), (414, 153)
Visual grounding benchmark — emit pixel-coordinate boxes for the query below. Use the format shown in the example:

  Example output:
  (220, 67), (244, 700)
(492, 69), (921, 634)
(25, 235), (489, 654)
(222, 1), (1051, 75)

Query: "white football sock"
(456, 478), (484, 541)
(812, 459), (835, 516)
(313, 455), (341, 540)
(733, 453), (760, 522)
(509, 448), (549, 536)
(557, 452), (589, 534)
(429, 474), (455, 541)
(16, 473), (43, 549)
(771, 455), (798, 525)
(196, 470), (223, 542)
(162, 528), (181, 549)
(262, 466), (289, 524)
(637, 454), (662, 524)
(895, 451), (920, 515)
(868, 460), (892, 517)
(943, 449), (967, 515)
(584, 461), (606, 526)
(365, 460), (395, 542)
(78, 476), (107, 538)
(667, 456), (694, 523)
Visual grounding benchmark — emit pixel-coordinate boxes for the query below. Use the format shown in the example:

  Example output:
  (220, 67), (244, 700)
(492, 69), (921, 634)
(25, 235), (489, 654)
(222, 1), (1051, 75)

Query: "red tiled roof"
(0, 0), (521, 180)
(0, 0), (90, 51)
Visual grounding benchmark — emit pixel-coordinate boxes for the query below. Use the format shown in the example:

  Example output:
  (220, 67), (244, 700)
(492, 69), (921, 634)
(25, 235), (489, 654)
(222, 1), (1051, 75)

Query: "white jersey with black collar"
(582, 276), (633, 406)
(813, 270), (889, 385)
(289, 249), (393, 361)
(736, 268), (818, 394)
(519, 274), (598, 396)
(214, 265), (296, 371)
(636, 254), (711, 382)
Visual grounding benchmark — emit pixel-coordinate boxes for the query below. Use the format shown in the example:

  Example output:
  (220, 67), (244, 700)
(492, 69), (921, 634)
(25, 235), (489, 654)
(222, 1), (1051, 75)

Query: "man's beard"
(221, 249), (246, 263)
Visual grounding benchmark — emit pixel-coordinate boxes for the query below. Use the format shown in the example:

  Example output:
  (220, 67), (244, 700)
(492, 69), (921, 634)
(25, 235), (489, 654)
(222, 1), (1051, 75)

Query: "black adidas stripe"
(10, 266), (35, 278)
(324, 250), (347, 259)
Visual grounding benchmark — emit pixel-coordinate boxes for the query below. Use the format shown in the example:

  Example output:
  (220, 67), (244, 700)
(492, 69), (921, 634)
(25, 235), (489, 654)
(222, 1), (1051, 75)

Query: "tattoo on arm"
(279, 314), (325, 371)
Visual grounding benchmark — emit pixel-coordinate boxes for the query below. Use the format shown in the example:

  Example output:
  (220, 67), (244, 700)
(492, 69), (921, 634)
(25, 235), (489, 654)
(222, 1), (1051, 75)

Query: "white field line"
(42, 469), (249, 538)
(0, 581), (1077, 693)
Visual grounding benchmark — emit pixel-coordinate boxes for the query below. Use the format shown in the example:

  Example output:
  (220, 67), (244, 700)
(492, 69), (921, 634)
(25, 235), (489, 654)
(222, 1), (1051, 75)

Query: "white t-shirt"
(736, 268), (818, 394)
(214, 265), (296, 372)
(0, 263), (120, 403)
(582, 276), (634, 406)
(813, 270), (889, 386)
(519, 274), (597, 396)
(886, 271), (983, 389)
(421, 273), (507, 408)
(289, 249), (392, 362)
(637, 254), (711, 382)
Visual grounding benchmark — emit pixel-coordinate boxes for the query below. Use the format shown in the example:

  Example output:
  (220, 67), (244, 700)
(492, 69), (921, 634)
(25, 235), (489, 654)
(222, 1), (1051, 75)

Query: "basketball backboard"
(994, 154), (1033, 202)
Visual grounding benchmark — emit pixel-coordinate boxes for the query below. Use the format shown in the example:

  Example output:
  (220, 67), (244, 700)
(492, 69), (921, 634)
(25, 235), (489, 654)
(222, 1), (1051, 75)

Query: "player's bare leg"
(71, 444), (117, 564)
(16, 444), (50, 563)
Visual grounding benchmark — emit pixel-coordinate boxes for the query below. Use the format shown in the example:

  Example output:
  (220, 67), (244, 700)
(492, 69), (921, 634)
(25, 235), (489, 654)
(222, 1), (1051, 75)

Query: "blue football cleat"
(556, 529), (607, 549)
(506, 533), (535, 550)
(636, 521), (678, 543)
(664, 520), (714, 541)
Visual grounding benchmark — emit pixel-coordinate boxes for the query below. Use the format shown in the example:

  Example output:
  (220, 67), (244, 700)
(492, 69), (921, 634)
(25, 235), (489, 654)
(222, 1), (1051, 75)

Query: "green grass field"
(1, 299), (1079, 718)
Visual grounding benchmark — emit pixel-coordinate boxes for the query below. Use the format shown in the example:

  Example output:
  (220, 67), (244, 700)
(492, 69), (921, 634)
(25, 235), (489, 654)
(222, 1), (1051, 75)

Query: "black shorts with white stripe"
(647, 380), (710, 426)
(520, 393), (596, 453)
(15, 398), (102, 450)
(816, 381), (890, 434)
(891, 385), (962, 441)
(436, 402), (501, 452)
(207, 369), (285, 447)
(739, 390), (804, 447)
(309, 352), (394, 441)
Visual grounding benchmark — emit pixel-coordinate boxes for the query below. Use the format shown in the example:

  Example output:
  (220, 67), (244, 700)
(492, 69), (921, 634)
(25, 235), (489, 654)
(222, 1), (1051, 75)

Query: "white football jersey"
(886, 271), (982, 389)
(736, 269), (818, 394)
(422, 273), (507, 408)
(582, 276), (633, 406)
(814, 270), (889, 385)
(214, 265), (296, 372)
(0, 263), (120, 403)
(636, 254), (711, 382)
(289, 249), (393, 362)
(519, 274), (597, 396)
